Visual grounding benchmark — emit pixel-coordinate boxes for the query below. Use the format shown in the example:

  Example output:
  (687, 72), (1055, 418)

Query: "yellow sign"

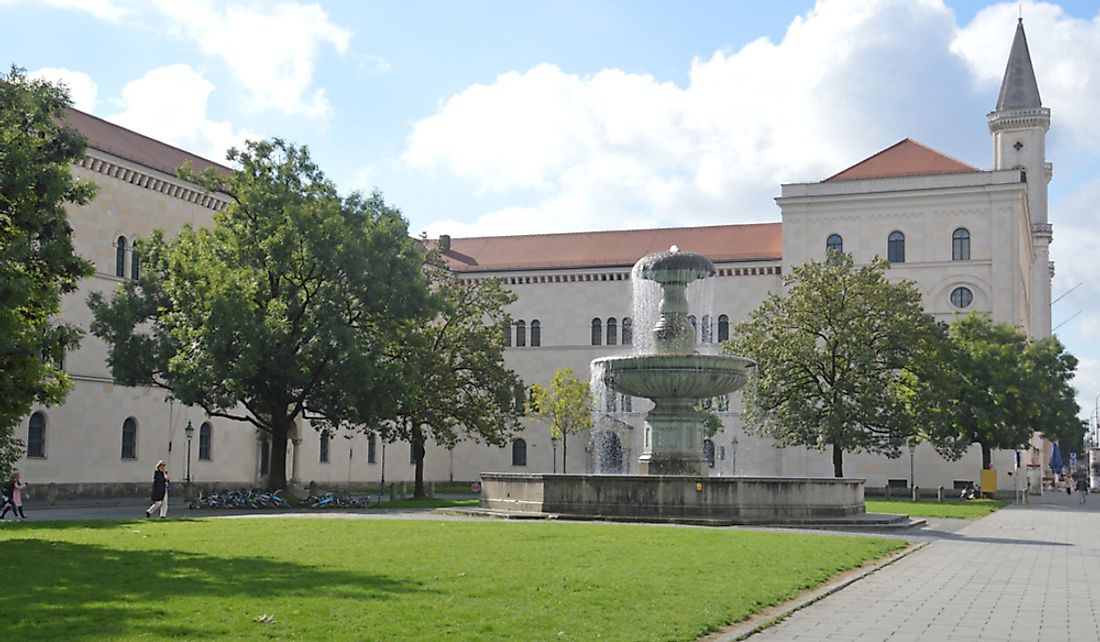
(980, 468), (997, 496)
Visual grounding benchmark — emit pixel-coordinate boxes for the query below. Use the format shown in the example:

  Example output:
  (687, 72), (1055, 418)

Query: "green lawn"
(0, 518), (904, 641)
(865, 498), (1009, 519)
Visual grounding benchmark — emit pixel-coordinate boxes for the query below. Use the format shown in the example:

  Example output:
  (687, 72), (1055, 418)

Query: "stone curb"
(704, 541), (929, 642)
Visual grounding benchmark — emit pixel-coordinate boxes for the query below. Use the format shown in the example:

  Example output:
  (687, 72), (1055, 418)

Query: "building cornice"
(987, 107), (1051, 133)
(77, 149), (231, 212)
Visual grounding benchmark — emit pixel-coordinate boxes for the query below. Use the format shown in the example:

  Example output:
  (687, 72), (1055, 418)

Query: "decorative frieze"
(78, 153), (230, 212)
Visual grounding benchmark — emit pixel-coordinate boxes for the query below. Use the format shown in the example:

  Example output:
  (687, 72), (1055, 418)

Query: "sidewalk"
(743, 490), (1100, 641)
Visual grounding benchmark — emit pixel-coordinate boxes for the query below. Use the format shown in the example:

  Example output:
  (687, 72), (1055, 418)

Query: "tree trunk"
(268, 421), (290, 491)
(562, 433), (568, 474)
(412, 422), (426, 498)
(832, 443), (844, 478)
(980, 441), (992, 470)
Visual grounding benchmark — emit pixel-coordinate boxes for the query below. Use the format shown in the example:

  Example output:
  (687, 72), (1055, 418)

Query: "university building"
(15, 20), (1055, 497)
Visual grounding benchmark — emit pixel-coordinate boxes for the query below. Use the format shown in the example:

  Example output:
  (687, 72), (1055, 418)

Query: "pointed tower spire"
(996, 19), (1042, 110)
(988, 17), (1053, 339)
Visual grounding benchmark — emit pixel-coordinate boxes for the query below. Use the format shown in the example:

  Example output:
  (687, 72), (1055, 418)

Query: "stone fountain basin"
(593, 354), (756, 400)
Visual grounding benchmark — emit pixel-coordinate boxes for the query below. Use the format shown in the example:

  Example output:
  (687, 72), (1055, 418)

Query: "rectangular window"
(367, 433), (377, 464)
(320, 433), (330, 463)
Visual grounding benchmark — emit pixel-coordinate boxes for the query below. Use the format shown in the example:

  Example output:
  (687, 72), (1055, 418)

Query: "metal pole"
(186, 434), (192, 483)
(909, 444), (915, 491)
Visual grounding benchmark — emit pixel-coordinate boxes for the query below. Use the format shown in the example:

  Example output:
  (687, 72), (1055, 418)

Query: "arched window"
(198, 422), (212, 460)
(115, 236), (127, 278)
(320, 432), (330, 463)
(516, 320), (527, 347)
(950, 287), (974, 309)
(826, 234), (843, 254)
(952, 228), (971, 261)
(121, 417), (137, 459)
(887, 231), (905, 263)
(131, 249), (140, 281)
(511, 438), (527, 466)
(530, 320), (541, 347)
(502, 322), (511, 347)
(591, 318), (602, 346)
(27, 412), (45, 458)
(703, 439), (716, 468)
(367, 432), (377, 464)
(688, 315), (698, 343)
(621, 318), (633, 345)
(701, 315), (712, 343)
(260, 439), (270, 475)
(606, 317), (617, 345)
(718, 315), (730, 342)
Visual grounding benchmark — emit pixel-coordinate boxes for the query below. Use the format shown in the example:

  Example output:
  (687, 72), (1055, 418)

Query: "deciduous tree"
(528, 368), (592, 473)
(0, 67), (95, 476)
(89, 139), (429, 489)
(943, 313), (1082, 468)
(373, 255), (522, 497)
(727, 253), (946, 477)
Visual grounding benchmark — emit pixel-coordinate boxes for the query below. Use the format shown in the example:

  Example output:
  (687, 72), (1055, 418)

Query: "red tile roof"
(824, 138), (978, 182)
(440, 222), (782, 272)
(64, 108), (231, 177)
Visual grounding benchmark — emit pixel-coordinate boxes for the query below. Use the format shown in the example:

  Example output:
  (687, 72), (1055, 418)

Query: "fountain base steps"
(471, 473), (908, 527)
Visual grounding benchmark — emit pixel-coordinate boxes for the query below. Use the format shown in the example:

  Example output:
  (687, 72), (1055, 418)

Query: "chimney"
(439, 234), (451, 252)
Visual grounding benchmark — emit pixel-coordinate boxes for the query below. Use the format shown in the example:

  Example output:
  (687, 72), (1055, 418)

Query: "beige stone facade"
(13, 22), (1055, 497)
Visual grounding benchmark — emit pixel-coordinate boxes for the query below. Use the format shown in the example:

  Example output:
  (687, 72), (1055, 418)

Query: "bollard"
(428, 481), (435, 498)
(47, 482), (58, 507)
(388, 483), (396, 501)
(400, 481), (407, 498)
(309, 480), (318, 498)
(912, 486), (919, 502)
(884, 484), (891, 500)
(937, 486), (944, 502)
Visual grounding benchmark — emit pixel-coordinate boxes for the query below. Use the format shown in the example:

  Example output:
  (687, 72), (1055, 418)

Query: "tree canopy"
(726, 253), (946, 477)
(89, 139), (430, 489)
(942, 313), (1083, 468)
(375, 253), (523, 497)
(0, 67), (95, 477)
(528, 367), (592, 473)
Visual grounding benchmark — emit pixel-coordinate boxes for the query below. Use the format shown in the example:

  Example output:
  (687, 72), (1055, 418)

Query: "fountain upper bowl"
(593, 353), (756, 400)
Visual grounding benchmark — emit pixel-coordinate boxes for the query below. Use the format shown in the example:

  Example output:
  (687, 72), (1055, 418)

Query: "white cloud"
(953, 1), (1100, 147)
(404, 0), (984, 237)
(28, 67), (98, 111)
(34, 0), (133, 23)
(150, 0), (351, 119)
(108, 64), (257, 163)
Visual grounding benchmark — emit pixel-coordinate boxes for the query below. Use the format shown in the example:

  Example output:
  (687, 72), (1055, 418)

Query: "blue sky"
(5, 0), (1100, 428)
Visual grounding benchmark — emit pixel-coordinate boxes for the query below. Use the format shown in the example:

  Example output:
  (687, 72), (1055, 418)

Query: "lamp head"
(185, 420), (194, 437)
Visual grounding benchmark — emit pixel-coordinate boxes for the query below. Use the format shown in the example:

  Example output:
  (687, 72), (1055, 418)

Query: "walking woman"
(0, 472), (27, 519)
(146, 460), (169, 518)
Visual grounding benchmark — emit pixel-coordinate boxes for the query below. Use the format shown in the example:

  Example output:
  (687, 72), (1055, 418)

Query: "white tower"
(988, 19), (1052, 338)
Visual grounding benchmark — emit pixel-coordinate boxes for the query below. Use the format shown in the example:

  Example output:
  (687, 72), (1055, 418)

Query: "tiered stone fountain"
(479, 248), (866, 525)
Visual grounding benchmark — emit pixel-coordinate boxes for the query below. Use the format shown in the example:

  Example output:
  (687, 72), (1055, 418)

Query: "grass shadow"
(0, 533), (424, 640)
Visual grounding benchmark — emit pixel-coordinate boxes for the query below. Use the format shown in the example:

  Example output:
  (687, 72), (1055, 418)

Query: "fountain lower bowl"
(593, 354), (756, 400)
(477, 473), (866, 525)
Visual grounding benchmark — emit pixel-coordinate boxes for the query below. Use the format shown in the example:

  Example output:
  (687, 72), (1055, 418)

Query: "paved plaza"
(743, 491), (1100, 641)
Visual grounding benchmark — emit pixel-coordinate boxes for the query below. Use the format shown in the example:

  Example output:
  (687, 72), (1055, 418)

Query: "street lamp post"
(184, 420), (194, 495)
(909, 442), (916, 494)
(551, 437), (558, 473)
